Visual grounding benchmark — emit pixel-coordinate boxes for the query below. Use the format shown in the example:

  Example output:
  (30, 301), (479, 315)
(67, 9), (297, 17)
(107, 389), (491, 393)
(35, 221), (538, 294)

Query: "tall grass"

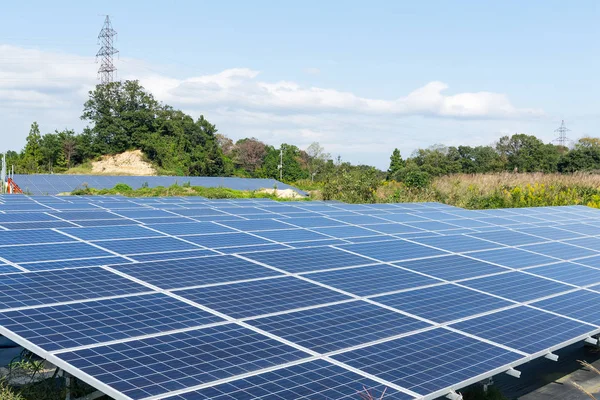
(376, 173), (600, 209)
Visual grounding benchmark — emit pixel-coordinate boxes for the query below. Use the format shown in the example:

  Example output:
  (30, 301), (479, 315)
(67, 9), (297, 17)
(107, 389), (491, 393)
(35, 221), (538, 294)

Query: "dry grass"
(375, 172), (600, 209)
(433, 172), (600, 193)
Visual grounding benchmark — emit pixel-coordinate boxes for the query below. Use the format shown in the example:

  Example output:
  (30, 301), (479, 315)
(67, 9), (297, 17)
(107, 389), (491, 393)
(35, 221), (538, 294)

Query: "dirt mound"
(259, 188), (304, 199)
(92, 150), (156, 175)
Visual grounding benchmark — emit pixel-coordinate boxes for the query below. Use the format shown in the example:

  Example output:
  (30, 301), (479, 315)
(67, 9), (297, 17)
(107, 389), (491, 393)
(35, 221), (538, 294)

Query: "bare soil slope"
(91, 150), (156, 176)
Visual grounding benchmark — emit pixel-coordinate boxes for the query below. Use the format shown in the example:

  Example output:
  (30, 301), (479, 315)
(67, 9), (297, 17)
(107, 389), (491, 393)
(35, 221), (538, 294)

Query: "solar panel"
(450, 306), (595, 354)
(0, 293), (223, 351)
(56, 324), (310, 400)
(1, 198), (600, 400)
(164, 359), (413, 400)
(372, 284), (513, 323)
(0, 268), (149, 309)
(174, 276), (350, 318)
(333, 328), (522, 397)
(248, 301), (432, 353)
(112, 255), (282, 289)
(240, 246), (374, 273)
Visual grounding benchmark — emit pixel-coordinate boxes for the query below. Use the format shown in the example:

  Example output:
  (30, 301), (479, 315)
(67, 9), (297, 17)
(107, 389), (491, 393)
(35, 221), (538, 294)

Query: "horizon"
(0, 0), (598, 169)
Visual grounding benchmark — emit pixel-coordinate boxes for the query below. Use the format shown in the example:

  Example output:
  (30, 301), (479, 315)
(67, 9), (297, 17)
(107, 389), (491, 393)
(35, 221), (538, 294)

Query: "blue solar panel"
(113, 256), (282, 289)
(1, 242), (115, 263)
(532, 290), (600, 325)
(333, 328), (522, 396)
(165, 359), (413, 400)
(0, 213), (59, 223)
(313, 225), (380, 239)
(450, 307), (595, 354)
(520, 242), (599, 260)
(241, 247), (373, 273)
(0, 221), (79, 230)
(336, 240), (448, 262)
(526, 262), (600, 286)
(129, 249), (218, 262)
(111, 209), (177, 219)
(364, 223), (424, 235)
(0, 293), (223, 351)
(281, 216), (347, 228)
(460, 272), (572, 302)
(0, 229), (73, 245)
(216, 243), (290, 254)
(0, 268), (149, 309)
(253, 228), (332, 243)
(373, 284), (512, 323)
(175, 277), (350, 318)
(467, 247), (559, 268)
(468, 230), (547, 246)
(184, 232), (274, 248)
(411, 235), (505, 253)
(563, 237), (600, 252)
(57, 324), (309, 400)
(289, 239), (349, 248)
(248, 301), (431, 353)
(404, 220), (463, 231)
(218, 219), (295, 231)
(95, 237), (200, 256)
(59, 225), (164, 241)
(306, 264), (440, 296)
(395, 255), (507, 281)
(21, 257), (132, 271)
(516, 226), (585, 241)
(73, 219), (139, 227)
(0, 265), (21, 274)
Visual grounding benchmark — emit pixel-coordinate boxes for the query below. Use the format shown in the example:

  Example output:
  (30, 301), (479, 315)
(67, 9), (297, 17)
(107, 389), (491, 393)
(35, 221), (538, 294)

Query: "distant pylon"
(96, 15), (119, 84)
(553, 120), (571, 147)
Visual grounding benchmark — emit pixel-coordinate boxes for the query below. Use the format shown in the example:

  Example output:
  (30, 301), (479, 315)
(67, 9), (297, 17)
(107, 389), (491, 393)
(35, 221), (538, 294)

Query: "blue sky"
(0, 0), (598, 168)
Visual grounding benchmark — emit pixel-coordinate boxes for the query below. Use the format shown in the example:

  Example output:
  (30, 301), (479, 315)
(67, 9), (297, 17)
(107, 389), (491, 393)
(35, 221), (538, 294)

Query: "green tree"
(21, 122), (43, 173)
(558, 137), (600, 172)
(495, 134), (560, 172)
(410, 145), (461, 176)
(39, 133), (66, 173)
(387, 148), (404, 180)
(305, 142), (330, 182)
(81, 80), (160, 155)
(259, 144), (309, 181)
(457, 145), (504, 173)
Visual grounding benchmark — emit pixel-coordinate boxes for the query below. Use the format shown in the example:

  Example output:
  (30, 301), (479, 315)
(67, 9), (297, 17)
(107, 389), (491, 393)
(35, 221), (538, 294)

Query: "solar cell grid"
(305, 264), (441, 297)
(56, 324), (309, 400)
(333, 328), (522, 396)
(394, 255), (507, 281)
(165, 359), (413, 400)
(459, 271), (573, 302)
(0, 293), (224, 351)
(450, 306), (595, 354)
(0, 242), (115, 263)
(240, 246), (374, 273)
(183, 232), (274, 248)
(372, 284), (513, 323)
(95, 237), (200, 256)
(335, 239), (449, 262)
(248, 301), (432, 353)
(174, 276), (350, 319)
(0, 268), (149, 310)
(112, 255), (282, 289)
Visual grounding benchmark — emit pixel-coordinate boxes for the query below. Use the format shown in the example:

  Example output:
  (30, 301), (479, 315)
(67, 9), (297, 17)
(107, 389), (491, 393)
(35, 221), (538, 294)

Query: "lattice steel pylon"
(553, 120), (571, 147)
(96, 15), (119, 84)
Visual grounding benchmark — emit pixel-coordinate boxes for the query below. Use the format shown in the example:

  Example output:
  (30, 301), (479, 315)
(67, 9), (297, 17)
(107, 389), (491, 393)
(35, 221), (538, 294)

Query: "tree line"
(6, 79), (600, 192)
(386, 135), (600, 188)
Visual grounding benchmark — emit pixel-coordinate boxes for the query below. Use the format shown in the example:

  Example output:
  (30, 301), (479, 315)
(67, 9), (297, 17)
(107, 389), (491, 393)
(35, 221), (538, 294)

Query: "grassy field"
(375, 172), (600, 209)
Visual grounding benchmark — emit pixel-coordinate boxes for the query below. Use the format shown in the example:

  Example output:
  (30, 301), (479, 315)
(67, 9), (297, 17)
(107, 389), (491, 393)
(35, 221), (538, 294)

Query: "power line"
(96, 15), (118, 84)
(552, 120), (571, 147)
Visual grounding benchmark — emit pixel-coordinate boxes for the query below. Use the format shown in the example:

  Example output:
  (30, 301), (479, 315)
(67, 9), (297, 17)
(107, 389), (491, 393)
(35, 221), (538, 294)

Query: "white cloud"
(0, 44), (545, 168)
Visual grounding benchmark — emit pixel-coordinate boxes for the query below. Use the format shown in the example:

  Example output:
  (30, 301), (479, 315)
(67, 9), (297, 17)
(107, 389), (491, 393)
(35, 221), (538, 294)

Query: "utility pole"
(278, 145), (284, 181)
(96, 15), (119, 84)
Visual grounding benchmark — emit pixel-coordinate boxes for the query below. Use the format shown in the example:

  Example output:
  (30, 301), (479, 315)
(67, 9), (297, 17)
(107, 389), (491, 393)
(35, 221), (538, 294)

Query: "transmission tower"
(553, 120), (571, 147)
(96, 15), (119, 84)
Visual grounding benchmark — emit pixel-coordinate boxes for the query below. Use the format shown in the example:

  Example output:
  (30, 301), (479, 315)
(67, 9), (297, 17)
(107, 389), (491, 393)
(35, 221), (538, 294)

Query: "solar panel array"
(12, 175), (306, 196)
(1, 194), (600, 400)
